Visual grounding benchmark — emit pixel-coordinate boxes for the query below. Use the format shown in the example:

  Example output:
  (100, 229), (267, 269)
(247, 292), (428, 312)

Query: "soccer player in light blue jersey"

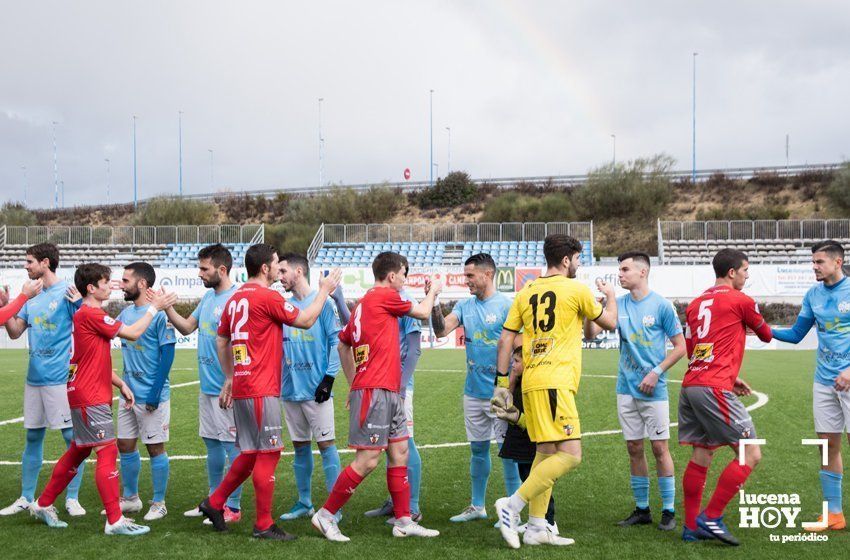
(116, 262), (177, 521)
(363, 287), (425, 523)
(276, 253), (343, 521)
(586, 251), (686, 531)
(0, 243), (87, 518)
(164, 244), (244, 524)
(771, 240), (850, 531)
(429, 253), (521, 523)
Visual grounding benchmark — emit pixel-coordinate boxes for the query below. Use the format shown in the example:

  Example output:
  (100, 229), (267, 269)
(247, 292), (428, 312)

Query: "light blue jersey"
(191, 286), (238, 396)
(118, 305), (176, 402)
(791, 278), (850, 386)
(399, 290), (422, 393)
(452, 292), (512, 400)
(282, 291), (342, 401)
(615, 291), (682, 402)
(18, 280), (80, 386)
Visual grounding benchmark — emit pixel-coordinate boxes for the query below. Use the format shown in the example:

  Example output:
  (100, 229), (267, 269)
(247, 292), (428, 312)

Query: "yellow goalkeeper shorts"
(522, 388), (581, 443)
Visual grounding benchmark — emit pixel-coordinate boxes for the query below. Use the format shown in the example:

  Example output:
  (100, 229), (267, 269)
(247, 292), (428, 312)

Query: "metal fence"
(659, 219), (850, 242)
(0, 224), (264, 247)
(322, 222), (592, 244)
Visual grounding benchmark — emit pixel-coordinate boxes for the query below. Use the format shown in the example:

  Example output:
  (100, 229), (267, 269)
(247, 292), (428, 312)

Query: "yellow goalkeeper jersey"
(504, 274), (602, 393)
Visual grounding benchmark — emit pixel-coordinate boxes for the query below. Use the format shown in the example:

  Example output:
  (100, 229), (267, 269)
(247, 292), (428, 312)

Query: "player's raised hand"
(0, 285), (9, 307)
(149, 288), (178, 311)
(65, 285), (82, 303)
(595, 278), (615, 299)
(320, 268), (342, 294)
(120, 383), (135, 409)
(428, 275), (443, 296)
(733, 377), (752, 396)
(21, 279), (43, 299)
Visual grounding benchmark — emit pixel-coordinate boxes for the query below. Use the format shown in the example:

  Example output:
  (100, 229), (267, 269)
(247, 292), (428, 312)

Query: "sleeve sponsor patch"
(690, 342), (714, 363)
(104, 316), (116, 325)
(232, 344), (251, 365)
(354, 344), (370, 366)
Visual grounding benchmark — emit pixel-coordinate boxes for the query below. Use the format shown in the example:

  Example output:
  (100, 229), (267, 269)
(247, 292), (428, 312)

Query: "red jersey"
(339, 287), (413, 392)
(68, 305), (123, 408)
(218, 283), (300, 399)
(683, 285), (772, 391)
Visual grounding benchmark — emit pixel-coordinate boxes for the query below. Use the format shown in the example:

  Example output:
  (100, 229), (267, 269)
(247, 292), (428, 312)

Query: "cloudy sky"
(1, 0), (849, 208)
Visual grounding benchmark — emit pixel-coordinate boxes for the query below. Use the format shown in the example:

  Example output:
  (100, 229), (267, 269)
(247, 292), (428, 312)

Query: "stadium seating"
(159, 243), (251, 268)
(313, 241), (593, 268)
(0, 243), (252, 269)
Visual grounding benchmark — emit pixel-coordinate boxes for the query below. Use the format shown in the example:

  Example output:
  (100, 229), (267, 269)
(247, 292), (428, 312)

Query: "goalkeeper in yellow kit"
(492, 234), (617, 548)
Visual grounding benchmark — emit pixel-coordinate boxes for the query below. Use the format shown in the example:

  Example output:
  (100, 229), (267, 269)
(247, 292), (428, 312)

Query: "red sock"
(705, 460), (752, 519)
(387, 466), (410, 520)
(323, 465), (364, 514)
(252, 452), (281, 531)
(683, 460), (708, 530)
(210, 453), (257, 510)
(38, 441), (91, 507)
(94, 443), (122, 524)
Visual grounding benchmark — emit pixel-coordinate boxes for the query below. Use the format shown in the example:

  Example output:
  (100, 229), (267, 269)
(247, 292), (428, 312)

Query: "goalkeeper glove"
(314, 375), (335, 403)
(491, 386), (513, 410)
(493, 403), (521, 425)
(495, 370), (510, 389)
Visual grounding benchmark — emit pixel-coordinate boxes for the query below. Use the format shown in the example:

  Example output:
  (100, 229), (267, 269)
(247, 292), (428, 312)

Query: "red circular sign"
(403, 168), (411, 180)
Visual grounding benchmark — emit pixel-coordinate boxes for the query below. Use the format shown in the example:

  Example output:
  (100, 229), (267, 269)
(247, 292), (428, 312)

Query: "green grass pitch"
(0, 348), (843, 558)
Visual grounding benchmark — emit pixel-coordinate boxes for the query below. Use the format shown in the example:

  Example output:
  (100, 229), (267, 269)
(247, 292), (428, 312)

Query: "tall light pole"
(610, 134), (616, 165)
(208, 149), (214, 191)
(133, 115), (138, 208)
(429, 89), (434, 186)
(318, 97), (324, 187)
(21, 165), (28, 207)
(105, 158), (111, 205)
(178, 111), (184, 196)
(445, 126), (451, 174)
(52, 121), (59, 209)
(692, 52), (698, 183)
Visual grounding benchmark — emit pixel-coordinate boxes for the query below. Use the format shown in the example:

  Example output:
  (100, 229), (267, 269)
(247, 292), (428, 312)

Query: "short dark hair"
(712, 248), (749, 278)
(543, 234), (583, 268)
(372, 252), (408, 281)
(464, 253), (497, 271)
(512, 345), (522, 357)
(812, 240), (845, 260)
(198, 243), (233, 273)
(618, 251), (651, 269)
(26, 243), (59, 272)
(75, 263), (111, 296)
(280, 252), (310, 278)
(244, 243), (278, 277)
(125, 261), (156, 288)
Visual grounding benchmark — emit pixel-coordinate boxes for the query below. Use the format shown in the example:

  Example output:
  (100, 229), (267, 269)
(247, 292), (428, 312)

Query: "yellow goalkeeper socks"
(518, 451), (581, 505)
(528, 451), (554, 519)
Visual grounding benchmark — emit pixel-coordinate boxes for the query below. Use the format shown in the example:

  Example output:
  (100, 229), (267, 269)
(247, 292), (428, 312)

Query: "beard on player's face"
(202, 271), (221, 289)
(123, 284), (141, 301)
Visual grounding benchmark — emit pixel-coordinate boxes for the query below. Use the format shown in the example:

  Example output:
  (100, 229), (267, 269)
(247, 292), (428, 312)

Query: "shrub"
(411, 171), (477, 209)
(285, 186), (402, 225)
(264, 222), (322, 255)
(0, 203), (36, 226)
(135, 197), (218, 226)
(704, 172), (734, 189)
(747, 172), (787, 189)
(571, 154), (675, 221)
(481, 192), (575, 223)
(825, 163), (850, 215)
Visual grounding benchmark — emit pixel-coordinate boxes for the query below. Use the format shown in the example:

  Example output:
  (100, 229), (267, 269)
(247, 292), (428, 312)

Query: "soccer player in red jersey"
(198, 244), (341, 541)
(312, 252), (442, 542)
(29, 263), (177, 535)
(679, 249), (772, 546)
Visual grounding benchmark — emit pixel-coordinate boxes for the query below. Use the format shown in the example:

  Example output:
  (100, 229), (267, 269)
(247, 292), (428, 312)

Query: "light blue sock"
(631, 475), (650, 509)
(658, 475), (675, 512)
(293, 445), (314, 507)
(61, 428), (85, 501)
(203, 437), (226, 492)
(407, 438), (422, 515)
(500, 444), (521, 496)
(222, 441), (242, 510)
(470, 441), (491, 508)
(820, 469), (843, 514)
(120, 450), (141, 498)
(150, 453), (170, 503)
(319, 445), (341, 494)
(21, 428), (46, 501)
